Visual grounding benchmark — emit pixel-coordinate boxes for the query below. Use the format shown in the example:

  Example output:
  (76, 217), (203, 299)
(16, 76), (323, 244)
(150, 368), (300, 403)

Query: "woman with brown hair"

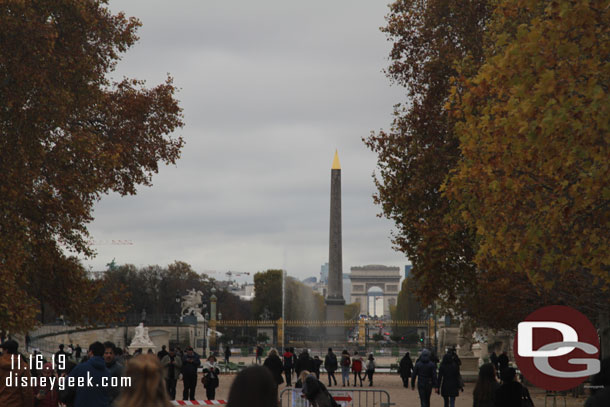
(473, 363), (500, 407)
(115, 355), (171, 407)
(227, 365), (278, 407)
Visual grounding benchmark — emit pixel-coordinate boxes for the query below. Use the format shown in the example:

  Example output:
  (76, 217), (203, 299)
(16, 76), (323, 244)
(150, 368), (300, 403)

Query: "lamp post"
(175, 290), (181, 347)
(205, 311), (210, 357)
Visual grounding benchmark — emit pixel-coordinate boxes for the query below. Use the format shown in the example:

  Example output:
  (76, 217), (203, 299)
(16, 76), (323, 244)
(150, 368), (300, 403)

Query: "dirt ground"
(175, 372), (589, 406)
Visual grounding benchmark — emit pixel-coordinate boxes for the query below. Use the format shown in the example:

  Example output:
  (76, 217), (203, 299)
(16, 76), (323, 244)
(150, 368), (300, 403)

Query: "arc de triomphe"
(349, 265), (401, 318)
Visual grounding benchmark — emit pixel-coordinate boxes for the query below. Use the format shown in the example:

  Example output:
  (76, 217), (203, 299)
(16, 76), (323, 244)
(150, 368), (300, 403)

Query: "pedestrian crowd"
(2, 337), (609, 407)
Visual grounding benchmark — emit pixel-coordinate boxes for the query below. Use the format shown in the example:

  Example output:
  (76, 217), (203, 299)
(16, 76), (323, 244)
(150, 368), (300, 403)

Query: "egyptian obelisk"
(326, 150), (345, 338)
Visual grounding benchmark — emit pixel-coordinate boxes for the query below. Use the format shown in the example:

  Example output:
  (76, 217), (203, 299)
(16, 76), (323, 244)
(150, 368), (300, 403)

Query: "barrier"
(171, 401), (227, 405)
(279, 388), (394, 407)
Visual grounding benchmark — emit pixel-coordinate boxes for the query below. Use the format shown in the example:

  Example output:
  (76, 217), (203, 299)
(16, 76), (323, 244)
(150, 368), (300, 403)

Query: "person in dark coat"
(489, 351), (499, 373)
(495, 367), (533, 407)
(103, 341), (124, 405)
(157, 345), (168, 361)
(411, 349), (437, 407)
(181, 347), (201, 401)
(399, 352), (414, 388)
(282, 347), (294, 386)
(202, 355), (220, 400)
(224, 346), (231, 364)
(324, 348), (338, 387)
(585, 357), (610, 407)
(436, 353), (462, 407)
(473, 363), (500, 407)
(302, 374), (337, 407)
(313, 356), (323, 379)
(263, 348), (284, 389)
(61, 342), (111, 407)
(295, 349), (314, 377)
(497, 351), (509, 375)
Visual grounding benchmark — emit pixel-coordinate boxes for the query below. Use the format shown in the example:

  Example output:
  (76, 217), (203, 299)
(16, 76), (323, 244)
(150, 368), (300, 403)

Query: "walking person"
(202, 355), (220, 400)
(224, 345), (231, 364)
(313, 356), (322, 379)
(282, 347), (294, 386)
(436, 353), (463, 407)
(399, 351), (414, 388)
(351, 351), (364, 387)
(255, 344), (263, 364)
(324, 348), (338, 387)
(473, 363), (500, 407)
(263, 348), (285, 390)
(115, 355), (172, 407)
(340, 350), (351, 387)
(411, 349), (437, 407)
(161, 347), (182, 400)
(365, 354), (376, 386)
(181, 347), (201, 401)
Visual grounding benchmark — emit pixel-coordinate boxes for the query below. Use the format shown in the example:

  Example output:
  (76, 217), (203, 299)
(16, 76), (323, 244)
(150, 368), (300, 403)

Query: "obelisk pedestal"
(325, 151), (346, 340)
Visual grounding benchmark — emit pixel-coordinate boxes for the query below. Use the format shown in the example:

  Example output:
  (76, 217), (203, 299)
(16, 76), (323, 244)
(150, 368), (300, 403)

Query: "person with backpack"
(282, 347), (294, 386)
(324, 348), (338, 387)
(351, 351), (364, 387)
(340, 350), (351, 387)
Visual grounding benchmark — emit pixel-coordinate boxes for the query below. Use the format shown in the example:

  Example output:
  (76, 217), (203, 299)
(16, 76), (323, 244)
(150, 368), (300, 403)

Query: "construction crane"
(87, 240), (133, 246)
(203, 270), (251, 287)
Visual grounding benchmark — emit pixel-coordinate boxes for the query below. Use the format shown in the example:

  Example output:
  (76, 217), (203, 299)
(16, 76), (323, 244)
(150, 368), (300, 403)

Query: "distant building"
(230, 283), (255, 301)
(320, 263), (329, 284)
(405, 264), (412, 278)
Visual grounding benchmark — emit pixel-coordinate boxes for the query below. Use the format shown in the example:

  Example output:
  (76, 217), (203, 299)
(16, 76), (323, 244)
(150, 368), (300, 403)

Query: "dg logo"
(514, 305), (600, 391)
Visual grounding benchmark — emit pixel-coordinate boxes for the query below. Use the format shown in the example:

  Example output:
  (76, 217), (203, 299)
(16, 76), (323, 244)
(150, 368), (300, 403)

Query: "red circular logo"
(514, 305), (600, 391)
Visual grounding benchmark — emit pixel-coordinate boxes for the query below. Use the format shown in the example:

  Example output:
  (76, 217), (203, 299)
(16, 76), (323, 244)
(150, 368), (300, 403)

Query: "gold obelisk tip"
(332, 150), (341, 170)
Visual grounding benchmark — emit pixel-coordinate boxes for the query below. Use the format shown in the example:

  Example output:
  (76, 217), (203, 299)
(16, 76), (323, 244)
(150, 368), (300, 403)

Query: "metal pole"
(282, 269), (285, 350)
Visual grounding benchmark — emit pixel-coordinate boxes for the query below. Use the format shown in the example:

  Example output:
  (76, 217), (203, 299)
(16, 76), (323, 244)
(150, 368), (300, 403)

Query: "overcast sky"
(83, 0), (409, 283)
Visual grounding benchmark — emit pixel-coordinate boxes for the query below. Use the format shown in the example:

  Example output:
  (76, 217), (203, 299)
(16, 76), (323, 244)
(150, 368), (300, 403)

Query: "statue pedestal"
(459, 356), (480, 382)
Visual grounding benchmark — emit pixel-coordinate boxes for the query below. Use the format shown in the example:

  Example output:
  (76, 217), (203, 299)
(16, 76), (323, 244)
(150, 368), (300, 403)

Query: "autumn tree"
(364, 0), (491, 319)
(0, 1), (184, 333)
(445, 0), (609, 324)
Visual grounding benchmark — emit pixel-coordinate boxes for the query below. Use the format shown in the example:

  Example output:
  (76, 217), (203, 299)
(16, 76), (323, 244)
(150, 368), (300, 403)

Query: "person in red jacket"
(351, 351), (364, 387)
(34, 363), (60, 407)
(282, 348), (294, 386)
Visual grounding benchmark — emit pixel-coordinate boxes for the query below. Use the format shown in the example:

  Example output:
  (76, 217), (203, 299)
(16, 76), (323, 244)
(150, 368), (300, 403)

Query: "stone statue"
(181, 289), (205, 322)
(457, 318), (475, 356)
(130, 323), (155, 347)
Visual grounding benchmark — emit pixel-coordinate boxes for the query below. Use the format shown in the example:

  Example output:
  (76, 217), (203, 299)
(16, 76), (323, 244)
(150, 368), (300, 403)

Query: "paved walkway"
(175, 371), (588, 406)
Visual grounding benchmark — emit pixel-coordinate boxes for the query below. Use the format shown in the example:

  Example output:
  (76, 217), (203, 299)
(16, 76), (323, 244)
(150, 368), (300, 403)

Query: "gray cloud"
(83, 0), (409, 280)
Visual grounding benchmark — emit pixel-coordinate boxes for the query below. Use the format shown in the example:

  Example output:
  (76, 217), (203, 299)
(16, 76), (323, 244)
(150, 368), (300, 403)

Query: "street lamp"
(205, 311), (210, 357)
(175, 290), (181, 346)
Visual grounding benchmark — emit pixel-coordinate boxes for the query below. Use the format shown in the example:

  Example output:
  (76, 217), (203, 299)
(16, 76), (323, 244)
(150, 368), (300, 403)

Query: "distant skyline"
(81, 1), (410, 282)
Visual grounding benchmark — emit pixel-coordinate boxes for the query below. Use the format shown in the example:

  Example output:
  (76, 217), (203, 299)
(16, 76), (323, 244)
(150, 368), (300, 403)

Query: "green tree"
(252, 270), (283, 320)
(0, 1), (184, 332)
